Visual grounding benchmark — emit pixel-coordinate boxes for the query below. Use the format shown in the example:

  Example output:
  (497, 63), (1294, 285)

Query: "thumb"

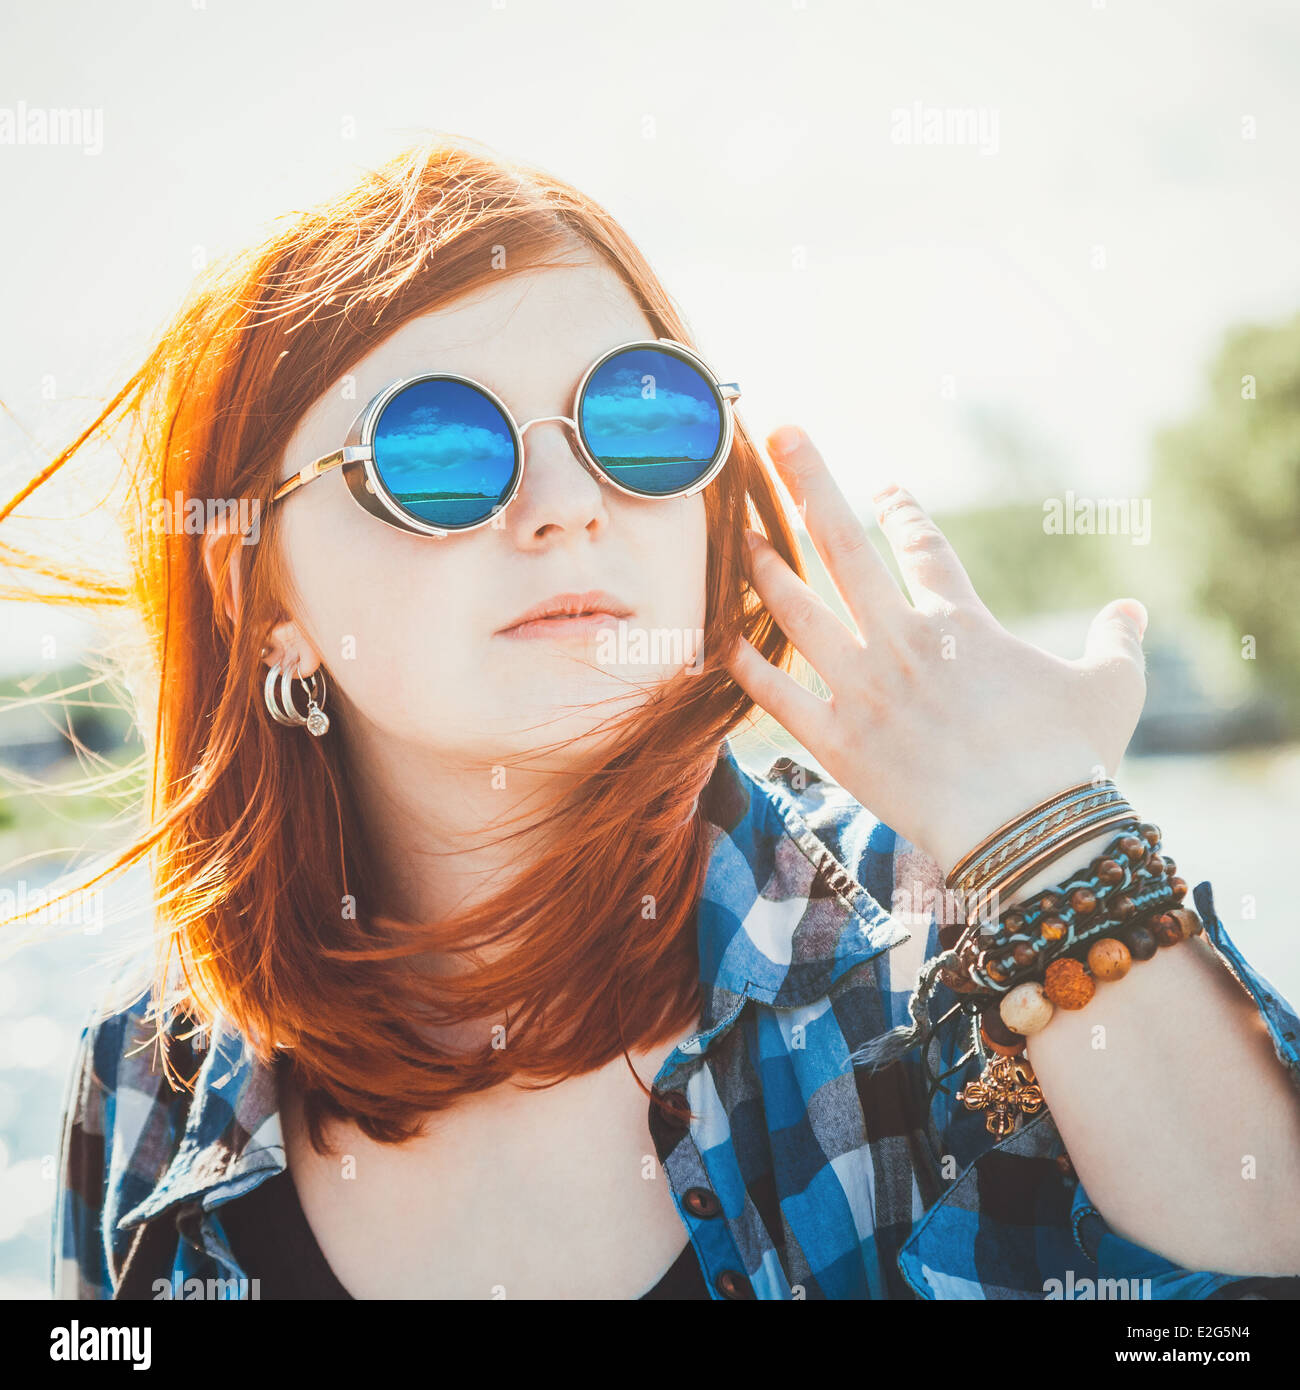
(1084, 598), (1147, 669)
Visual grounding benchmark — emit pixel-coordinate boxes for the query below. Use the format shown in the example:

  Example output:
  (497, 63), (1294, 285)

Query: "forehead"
(357, 257), (653, 402)
(282, 257), (657, 474)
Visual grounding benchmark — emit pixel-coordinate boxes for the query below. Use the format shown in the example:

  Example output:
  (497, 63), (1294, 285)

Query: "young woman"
(16, 137), (1300, 1300)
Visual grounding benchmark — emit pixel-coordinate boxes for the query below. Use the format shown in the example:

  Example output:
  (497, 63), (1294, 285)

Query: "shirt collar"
(117, 737), (910, 1232)
(695, 738), (911, 1017)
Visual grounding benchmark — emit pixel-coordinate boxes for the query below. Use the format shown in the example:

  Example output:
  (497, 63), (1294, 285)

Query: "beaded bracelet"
(960, 806), (1142, 931)
(977, 899), (1204, 1061)
(942, 822), (1189, 997)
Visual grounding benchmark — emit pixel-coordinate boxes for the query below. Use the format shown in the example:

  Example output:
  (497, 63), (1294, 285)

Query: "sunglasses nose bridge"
(517, 413), (579, 439)
(515, 414), (602, 483)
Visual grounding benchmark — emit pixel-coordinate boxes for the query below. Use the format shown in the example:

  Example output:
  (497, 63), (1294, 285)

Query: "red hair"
(0, 134), (808, 1153)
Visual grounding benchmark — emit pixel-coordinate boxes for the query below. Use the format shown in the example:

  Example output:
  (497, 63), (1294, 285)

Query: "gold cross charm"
(957, 1055), (1045, 1137)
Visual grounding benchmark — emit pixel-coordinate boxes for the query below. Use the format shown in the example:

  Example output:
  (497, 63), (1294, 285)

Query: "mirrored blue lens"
(372, 378), (518, 529)
(579, 347), (724, 496)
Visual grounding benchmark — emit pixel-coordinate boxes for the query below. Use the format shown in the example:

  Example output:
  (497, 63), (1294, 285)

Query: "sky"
(1, 0), (1299, 668)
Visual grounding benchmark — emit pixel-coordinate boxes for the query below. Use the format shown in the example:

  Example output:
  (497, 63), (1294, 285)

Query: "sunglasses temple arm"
(271, 449), (349, 504)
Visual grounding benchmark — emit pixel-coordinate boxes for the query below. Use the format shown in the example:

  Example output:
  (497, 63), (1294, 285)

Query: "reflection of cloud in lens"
(377, 421), (514, 488)
(584, 384), (714, 436)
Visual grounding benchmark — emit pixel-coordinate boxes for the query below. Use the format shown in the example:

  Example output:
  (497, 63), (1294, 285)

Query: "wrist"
(930, 761), (1112, 881)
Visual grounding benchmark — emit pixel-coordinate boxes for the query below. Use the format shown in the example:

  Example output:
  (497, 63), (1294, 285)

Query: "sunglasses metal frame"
(269, 336), (741, 537)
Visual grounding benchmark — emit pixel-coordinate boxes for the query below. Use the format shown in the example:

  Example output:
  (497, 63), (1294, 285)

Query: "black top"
(219, 1168), (713, 1300)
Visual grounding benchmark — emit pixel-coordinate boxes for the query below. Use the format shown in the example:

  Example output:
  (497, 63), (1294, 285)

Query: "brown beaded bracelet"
(960, 806), (1143, 930)
(978, 901), (1203, 1059)
(942, 822), (1187, 997)
(954, 896), (1203, 1136)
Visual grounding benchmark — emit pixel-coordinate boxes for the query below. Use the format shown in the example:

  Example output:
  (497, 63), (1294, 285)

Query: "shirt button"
(656, 1090), (692, 1130)
(715, 1269), (755, 1300)
(683, 1187), (721, 1219)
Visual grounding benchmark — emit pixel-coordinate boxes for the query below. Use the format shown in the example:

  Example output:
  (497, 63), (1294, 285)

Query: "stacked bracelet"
(948, 819), (1202, 1136)
(971, 824), (1201, 1060)
(848, 780), (1203, 1142)
(940, 821), (1190, 997)
(945, 779), (1137, 928)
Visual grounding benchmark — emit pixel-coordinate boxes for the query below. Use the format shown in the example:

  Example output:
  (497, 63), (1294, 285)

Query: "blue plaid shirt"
(52, 740), (1300, 1299)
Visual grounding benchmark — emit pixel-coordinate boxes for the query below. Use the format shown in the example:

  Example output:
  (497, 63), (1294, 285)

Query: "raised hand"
(726, 427), (1149, 876)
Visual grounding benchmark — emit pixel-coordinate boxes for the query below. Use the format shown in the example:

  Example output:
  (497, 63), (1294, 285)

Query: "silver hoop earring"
(263, 663), (330, 737)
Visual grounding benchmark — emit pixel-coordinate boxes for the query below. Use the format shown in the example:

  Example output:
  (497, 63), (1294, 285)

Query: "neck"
(338, 714), (623, 927)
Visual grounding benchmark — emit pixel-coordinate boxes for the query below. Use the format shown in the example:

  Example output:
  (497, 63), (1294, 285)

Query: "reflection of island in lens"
(373, 376), (518, 526)
(581, 348), (722, 496)
(391, 492), (502, 525)
(595, 456), (718, 493)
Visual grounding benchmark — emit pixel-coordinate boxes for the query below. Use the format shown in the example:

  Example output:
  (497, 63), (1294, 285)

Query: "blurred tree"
(1150, 311), (1300, 730)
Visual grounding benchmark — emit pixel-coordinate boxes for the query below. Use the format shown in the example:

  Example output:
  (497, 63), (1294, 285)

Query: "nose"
(505, 415), (607, 543)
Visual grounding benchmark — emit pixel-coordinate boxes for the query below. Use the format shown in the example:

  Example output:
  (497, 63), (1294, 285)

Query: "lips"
(498, 589), (634, 635)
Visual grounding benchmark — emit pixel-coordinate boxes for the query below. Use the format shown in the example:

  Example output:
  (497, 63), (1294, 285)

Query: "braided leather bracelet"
(943, 822), (1188, 995)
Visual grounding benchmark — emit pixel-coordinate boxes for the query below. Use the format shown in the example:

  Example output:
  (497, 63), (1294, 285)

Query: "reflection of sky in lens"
(582, 350), (720, 462)
(373, 380), (516, 503)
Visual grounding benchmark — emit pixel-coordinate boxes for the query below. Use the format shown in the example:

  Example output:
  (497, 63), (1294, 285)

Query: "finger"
(727, 633), (833, 752)
(1082, 598), (1147, 672)
(871, 483), (986, 614)
(745, 530), (864, 693)
(766, 426), (908, 637)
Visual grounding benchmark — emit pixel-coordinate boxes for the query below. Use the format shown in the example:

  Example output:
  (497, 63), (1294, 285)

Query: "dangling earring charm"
(263, 662), (330, 737)
(302, 677), (330, 737)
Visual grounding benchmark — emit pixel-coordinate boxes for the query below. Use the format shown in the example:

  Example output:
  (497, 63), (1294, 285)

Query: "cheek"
(277, 498), (474, 720)
(650, 496), (708, 626)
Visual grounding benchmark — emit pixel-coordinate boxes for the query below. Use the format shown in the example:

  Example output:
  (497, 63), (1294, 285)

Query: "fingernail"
(769, 426), (803, 458)
(873, 482), (901, 504)
(1118, 599), (1148, 637)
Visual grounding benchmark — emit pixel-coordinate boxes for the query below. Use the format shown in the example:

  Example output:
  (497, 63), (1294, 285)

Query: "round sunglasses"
(270, 337), (740, 536)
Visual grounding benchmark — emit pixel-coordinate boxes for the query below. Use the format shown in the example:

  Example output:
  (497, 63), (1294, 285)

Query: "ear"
(201, 521), (243, 627)
(264, 620), (322, 680)
(201, 521), (322, 678)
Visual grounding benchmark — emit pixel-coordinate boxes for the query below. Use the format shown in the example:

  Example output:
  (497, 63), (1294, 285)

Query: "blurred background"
(2, 0), (1299, 1296)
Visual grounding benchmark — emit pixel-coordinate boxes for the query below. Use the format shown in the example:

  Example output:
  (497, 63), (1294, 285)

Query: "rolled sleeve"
(51, 1008), (110, 1299)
